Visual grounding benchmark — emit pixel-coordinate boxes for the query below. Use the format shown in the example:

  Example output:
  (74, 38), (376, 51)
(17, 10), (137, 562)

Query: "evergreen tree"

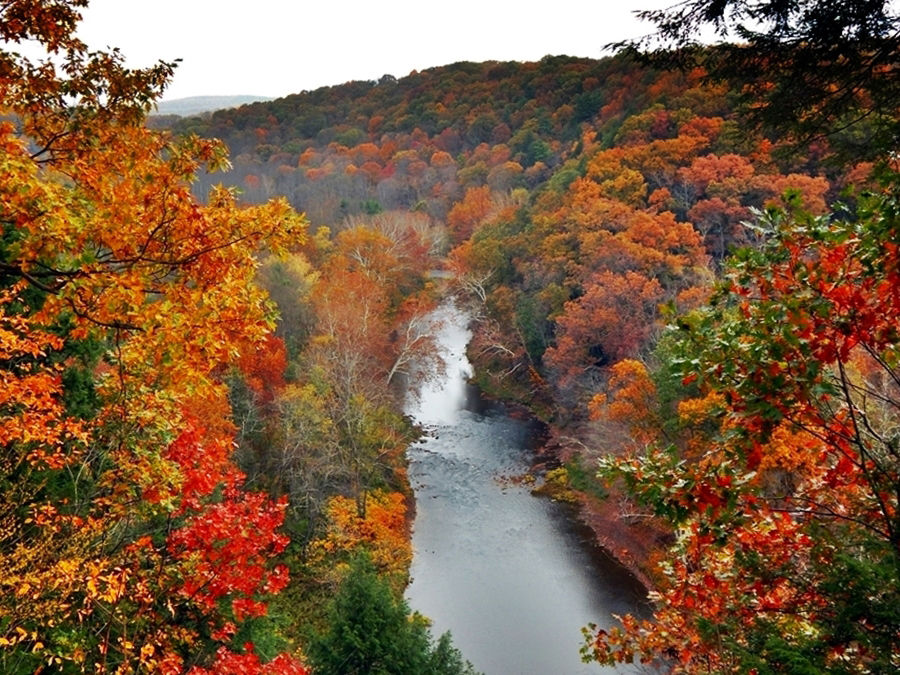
(308, 554), (477, 675)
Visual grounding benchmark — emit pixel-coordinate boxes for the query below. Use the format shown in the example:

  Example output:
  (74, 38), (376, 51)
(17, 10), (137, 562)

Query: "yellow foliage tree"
(1, 2), (308, 671)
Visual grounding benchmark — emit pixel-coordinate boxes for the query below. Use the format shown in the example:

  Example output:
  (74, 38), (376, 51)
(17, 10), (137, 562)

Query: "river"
(404, 303), (651, 675)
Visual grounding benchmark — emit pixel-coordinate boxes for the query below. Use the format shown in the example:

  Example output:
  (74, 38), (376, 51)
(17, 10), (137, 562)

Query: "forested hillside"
(3, 0), (898, 672)
(169, 55), (859, 230)
(1, 2), (465, 672)
(169, 53), (869, 421)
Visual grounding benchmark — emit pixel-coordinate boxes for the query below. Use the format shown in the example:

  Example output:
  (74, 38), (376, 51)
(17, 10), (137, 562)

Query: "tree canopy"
(1, 1), (308, 671)
(615, 0), (900, 155)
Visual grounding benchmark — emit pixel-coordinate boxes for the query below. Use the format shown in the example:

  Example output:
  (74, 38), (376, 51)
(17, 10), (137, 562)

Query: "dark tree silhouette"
(615, 0), (900, 157)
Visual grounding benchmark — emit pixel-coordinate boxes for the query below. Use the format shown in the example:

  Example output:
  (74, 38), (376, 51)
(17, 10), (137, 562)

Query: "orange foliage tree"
(544, 271), (664, 396)
(446, 185), (496, 244)
(1, 2), (307, 671)
(584, 180), (900, 673)
(309, 490), (412, 590)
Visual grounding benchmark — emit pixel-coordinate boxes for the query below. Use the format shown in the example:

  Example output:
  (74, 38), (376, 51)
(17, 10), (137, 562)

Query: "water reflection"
(405, 303), (650, 675)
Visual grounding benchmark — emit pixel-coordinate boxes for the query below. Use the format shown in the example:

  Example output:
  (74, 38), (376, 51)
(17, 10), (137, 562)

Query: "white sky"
(69, 0), (672, 101)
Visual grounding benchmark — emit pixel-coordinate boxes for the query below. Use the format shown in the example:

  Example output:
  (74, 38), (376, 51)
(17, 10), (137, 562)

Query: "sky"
(69, 0), (673, 101)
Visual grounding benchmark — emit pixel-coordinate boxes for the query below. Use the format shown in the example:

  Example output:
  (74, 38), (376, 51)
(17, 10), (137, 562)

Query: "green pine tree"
(307, 553), (478, 675)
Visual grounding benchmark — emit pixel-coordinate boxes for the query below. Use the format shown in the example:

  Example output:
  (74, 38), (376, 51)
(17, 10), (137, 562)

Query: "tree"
(307, 554), (478, 675)
(618, 0), (900, 156)
(267, 382), (345, 548)
(385, 295), (443, 386)
(447, 186), (495, 244)
(255, 252), (320, 357)
(588, 359), (661, 447)
(544, 271), (664, 395)
(1, 2), (307, 670)
(583, 176), (900, 673)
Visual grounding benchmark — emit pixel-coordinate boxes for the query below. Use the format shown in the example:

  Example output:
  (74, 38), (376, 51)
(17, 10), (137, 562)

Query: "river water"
(405, 303), (650, 675)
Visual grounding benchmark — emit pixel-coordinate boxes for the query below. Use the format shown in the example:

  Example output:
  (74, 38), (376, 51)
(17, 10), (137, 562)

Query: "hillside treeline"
(1, 2), (470, 672)
(167, 55), (858, 229)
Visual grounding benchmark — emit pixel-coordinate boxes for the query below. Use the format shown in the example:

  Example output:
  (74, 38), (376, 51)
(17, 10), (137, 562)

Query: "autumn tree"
(266, 382), (346, 548)
(0, 2), (307, 671)
(588, 359), (661, 447)
(447, 185), (496, 244)
(544, 271), (664, 399)
(583, 177), (900, 672)
(309, 490), (412, 587)
(254, 252), (320, 357)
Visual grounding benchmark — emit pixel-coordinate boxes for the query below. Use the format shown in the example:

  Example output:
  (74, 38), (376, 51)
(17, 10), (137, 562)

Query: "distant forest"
(161, 55), (857, 231)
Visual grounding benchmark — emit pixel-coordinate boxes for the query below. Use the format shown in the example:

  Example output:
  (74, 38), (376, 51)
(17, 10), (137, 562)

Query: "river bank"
(404, 302), (650, 674)
(532, 431), (669, 593)
(454, 299), (668, 599)
(473, 392), (666, 595)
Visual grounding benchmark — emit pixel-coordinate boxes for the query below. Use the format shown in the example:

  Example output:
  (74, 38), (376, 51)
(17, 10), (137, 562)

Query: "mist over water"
(405, 303), (649, 675)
